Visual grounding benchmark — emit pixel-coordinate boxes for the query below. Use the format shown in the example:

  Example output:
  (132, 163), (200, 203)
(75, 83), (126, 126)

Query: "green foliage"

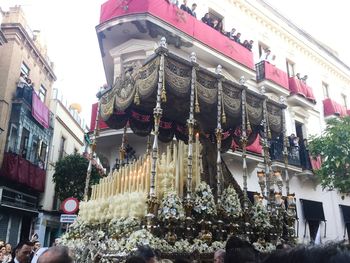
(53, 154), (101, 201)
(309, 116), (350, 194)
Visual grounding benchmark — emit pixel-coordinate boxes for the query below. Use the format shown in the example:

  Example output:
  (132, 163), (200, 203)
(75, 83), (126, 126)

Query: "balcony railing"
(269, 141), (300, 166)
(269, 140), (313, 170)
(323, 98), (348, 117)
(99, 0), (254, 70)
(15, 85), (33, 105)
(288, 77), (316, 103)
(15, 85), (51, 129)
(0, 152), (46, 192)
(256, 61), (289, 90)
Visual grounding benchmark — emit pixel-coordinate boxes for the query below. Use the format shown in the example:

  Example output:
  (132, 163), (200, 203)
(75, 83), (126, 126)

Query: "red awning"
(323, 98), (348, 117)
(288, 77), (315, 102)
(263, 61), (289, 89)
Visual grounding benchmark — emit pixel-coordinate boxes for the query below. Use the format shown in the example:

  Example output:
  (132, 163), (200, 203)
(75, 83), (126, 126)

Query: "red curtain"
(90, 103), (109, 132)
(0, 153), (45, 192)
(264, 61), (289, 89)
(32, 92), (49, 128)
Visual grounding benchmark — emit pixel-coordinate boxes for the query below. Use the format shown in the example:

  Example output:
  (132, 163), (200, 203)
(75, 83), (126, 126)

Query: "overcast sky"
(1, 0), (349, 126)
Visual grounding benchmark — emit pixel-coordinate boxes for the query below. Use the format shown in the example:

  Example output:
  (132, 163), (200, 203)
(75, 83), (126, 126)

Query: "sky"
(1, 0), (350, 126)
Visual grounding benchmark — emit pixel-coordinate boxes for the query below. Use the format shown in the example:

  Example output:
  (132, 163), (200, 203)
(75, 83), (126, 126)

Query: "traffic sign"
(61, 197), (79, 214)
(60, 214), (77, 223)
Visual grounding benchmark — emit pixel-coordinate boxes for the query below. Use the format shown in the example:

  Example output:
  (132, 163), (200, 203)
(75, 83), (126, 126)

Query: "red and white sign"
(61, 197), (79, 214)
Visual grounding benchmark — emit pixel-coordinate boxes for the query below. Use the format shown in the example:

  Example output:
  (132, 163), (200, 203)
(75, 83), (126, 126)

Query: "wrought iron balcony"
(255, 61), (289, 96)
(269, 141), (300, 167)
(269, 140), (313, 170)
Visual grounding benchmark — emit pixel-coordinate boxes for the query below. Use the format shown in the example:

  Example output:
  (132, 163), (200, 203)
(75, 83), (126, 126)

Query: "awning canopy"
(300, 199), (325, 221)
(98, 48), (285, 150)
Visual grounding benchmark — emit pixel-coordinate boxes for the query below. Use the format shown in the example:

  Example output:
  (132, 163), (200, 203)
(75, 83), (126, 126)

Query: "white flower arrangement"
(109, 217), (141, 237)
(158, 191), (185, 220)
(251, 202), (271, 231)
(193, 182), (217, 217)
(221, 186), (242, 218)
(252, 241), (276, 253)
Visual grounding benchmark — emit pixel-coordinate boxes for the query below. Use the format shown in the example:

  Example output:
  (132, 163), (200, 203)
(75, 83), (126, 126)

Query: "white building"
(90, 0), (350, 244)
(35, 89), (87, 246)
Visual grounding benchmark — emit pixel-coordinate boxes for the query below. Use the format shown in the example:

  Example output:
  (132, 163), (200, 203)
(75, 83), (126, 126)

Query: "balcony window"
(39, 85), (47, 103)
(21, 62), (30, 78)
(286, 60), (295, 78)
(6, 124), (18, 153)
(58, 136), (66, 160)
(322, 82), (329, 98)
(20, 128), (30, 159)
(342, 94), (348, 109)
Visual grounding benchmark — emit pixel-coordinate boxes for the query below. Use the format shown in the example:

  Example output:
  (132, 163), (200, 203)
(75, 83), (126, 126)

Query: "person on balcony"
(259, 48), (271, 62)
(244, 40), (254, 51)
(180, 0), (191, 15)
(215, 20), (225, 34)
(233, 32), (241, 43)
(201, 13), (213, 27)
(227, 28), (236, 39)
(190, 3), (197, 18)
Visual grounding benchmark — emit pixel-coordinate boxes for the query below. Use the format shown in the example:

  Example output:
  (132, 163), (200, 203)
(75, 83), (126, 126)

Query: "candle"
(257, 170), (265, 182)
(274, 170), (282, 182)
(174, 142), (179, 194)
(179, 141), (184, 197)
(195, 133), (199, 188)
(275, 192), (282, 204)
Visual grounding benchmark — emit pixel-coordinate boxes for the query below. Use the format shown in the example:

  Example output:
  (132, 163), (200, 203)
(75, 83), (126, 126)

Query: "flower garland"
(220, 186), (242, 218)
(158, 191), (185, 220)
(193, 182), (217, 217)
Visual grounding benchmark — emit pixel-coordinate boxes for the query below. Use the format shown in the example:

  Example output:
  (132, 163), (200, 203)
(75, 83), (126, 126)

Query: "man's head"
(38, 246), (73, 263)
(5, 243), (11, 254)
(214, 249), (225, 263)
(135, 246), (158, 263)
(191, 3), (197, 11)
(183, 0), (187, 4)
(231, 28), (236, 33)
(14, 241), (34, 263)
(34, 241), (41, 252)
(236, 33), (241, 38)
(249, 40), (254, 45)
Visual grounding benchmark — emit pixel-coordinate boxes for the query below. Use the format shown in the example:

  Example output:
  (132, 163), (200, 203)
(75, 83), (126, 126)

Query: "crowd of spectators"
(168, 0), (254, 52)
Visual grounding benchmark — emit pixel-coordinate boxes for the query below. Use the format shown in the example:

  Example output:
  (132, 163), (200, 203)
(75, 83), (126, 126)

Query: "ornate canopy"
(99, 47), (285, 150)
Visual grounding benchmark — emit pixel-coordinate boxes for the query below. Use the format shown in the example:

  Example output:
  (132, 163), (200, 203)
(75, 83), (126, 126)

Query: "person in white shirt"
(259, 49), (271, 62)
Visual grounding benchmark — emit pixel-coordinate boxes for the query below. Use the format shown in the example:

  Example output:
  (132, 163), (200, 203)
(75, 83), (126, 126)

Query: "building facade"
(34, 89), (86, 247)
(0, 6), (56, 244)
(90, 0), (350, 244)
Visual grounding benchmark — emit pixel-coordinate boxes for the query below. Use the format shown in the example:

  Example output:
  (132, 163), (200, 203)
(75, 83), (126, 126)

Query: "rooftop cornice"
(229, 0), (350, 83)
(1, 22), (57, 81)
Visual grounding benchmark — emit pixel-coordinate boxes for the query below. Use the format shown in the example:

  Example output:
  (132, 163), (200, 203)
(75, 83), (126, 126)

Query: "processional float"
(62, 38), (297, 261)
